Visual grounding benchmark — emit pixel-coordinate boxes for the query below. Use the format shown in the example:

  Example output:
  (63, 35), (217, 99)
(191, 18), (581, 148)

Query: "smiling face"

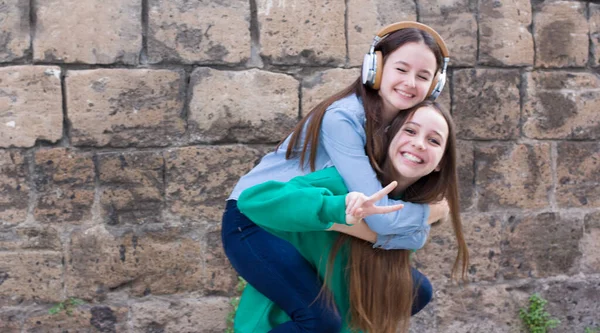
(387, 105), (449, 186)
(377, 42), (438, 123)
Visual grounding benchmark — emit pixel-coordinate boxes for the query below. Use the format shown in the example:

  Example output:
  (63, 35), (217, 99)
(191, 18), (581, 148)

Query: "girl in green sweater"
(236, 100), (469, 333)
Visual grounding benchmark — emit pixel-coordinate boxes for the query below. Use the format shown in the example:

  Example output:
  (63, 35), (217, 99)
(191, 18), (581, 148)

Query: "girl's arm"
(319, 104), (441, 249)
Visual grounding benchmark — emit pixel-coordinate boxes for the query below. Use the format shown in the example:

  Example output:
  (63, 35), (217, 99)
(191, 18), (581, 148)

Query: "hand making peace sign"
(345, 181), (405, 225)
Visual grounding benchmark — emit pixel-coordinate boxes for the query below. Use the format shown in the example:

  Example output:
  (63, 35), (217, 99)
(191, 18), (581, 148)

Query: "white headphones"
(361, 21), (450, 100)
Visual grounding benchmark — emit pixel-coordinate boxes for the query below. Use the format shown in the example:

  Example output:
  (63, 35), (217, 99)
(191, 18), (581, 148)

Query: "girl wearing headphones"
(235, 101), (469, 333)
(222, 22), (451, 332)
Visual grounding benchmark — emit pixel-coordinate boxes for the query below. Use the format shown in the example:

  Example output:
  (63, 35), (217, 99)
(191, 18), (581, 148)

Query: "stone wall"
(0, 0), (598, 332)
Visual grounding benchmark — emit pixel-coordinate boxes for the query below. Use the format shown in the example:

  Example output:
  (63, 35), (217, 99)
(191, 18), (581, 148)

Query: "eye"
(396, 68), (407, 73)
(418, 75), (430, 81)
(403, 127), (416, 135)
(429, 138), (441, 146)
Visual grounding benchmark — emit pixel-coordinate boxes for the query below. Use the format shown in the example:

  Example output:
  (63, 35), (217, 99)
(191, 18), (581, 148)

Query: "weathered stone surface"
(0, 252), (63, 306)
(188, 68), (298, 143)
(203, 230), (237, 294)
(581, 211), (600, 273)
(33, 148), (95, 224)
(523, 72), (600, 139)
(419, 1), (477, 66)
(479, 0), (534, 66)
(257, 0), (345, 65)
(435, 283), (529, 332)
(301, 68), (360, 115)
(23, 305), (128, 333)
(475, 143), (552, 211)
(591, 4), (600, 67)
(130, 297), (231, 333)
(148, 0), (250, 64)
(66, 225), (233, 300)
(0, 308), (22, 333)
(456, 140), (474, 212)
(416, 213), (502, 283)
(33, 0), (141, 64)
(0, 150), (29, 225)
(556, 142), (600, 208)
(501, 213), (583, 279)
(453, 69), (520, 140)
(347, 0), (416, 66)
(165, 145), (269, 223)
(0, 66), (62, 147)
(67, 69), (186, 147)
(542, 277), (600, 332)
(0, 226), (61, 251)
(534, 1), (588, 68)
(0, 0), (30, 62)
(98, 151), (164, 226)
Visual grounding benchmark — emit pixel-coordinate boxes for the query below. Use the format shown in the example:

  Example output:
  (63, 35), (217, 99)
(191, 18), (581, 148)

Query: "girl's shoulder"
(324, 93), (366, 127)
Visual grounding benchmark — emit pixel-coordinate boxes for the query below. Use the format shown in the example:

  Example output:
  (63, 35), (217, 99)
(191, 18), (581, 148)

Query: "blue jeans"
(221, 200), (432, 332)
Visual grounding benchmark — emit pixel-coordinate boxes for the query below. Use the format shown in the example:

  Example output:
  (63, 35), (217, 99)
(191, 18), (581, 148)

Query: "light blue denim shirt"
(229, 93), (430, 250)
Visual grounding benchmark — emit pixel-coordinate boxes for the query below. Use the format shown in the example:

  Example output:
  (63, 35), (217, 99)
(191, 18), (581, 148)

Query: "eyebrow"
(405, 121), (445, 139)
(394, 61), (434, 76)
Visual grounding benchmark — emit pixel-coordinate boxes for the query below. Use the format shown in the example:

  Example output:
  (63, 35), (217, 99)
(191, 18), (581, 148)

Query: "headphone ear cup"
(371, 51), (383, 90)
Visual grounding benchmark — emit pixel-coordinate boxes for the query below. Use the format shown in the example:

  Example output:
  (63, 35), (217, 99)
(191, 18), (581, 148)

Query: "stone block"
(475, 143), (552, 211)
(581, 211), (600, 273)
(591, 4), (600, 67)
(456, 140), (474, 212)
(0, 226), (61, 251)
(435, 282), (529, 332)
(347, 0), (416, 66)
(556, 142), (600, 209)
(148, 0), (250, 64)
(453, 69), (520, 140)
(67, 69), (186, 147)
(0, 308), (22, 332)
(23, 305), (128, 333)
(130, 297), (231, 333)
(33, 0), (141, 64)
(0, 0), (30, 62)
(98, 151), (165, 225)
(301, 68), (360, 115)
(416, 213), (502, 283)
(542, 277), (600, 332)
(188, 68), (298, 143)
(500, 213), (583, 279)
(33, 148), (95, 224)
(523, 72), (600, 139)
(479, 0), (534, 66)
(0, 150), (29, 225)
(257, 0), (345, 65)
(0, 66), (62, 147)
(0, 252), (63, 306)
(534, 1), (588, 68)
(419, 0), (477, 67)
(66, 225), (233, 300)
(165, 145), (269, 223)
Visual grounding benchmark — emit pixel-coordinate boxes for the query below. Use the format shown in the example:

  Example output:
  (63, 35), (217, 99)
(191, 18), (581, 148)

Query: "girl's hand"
(345, 181), (404, 225)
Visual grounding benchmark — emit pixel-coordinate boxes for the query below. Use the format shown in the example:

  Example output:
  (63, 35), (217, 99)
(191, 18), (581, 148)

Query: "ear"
(434, 165), (441, 172)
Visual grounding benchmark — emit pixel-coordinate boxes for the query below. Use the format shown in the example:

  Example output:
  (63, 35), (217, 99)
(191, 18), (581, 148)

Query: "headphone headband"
(374, 22), (449, 58)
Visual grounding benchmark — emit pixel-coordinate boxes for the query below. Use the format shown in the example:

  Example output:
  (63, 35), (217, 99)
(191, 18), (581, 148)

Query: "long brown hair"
(324, 101), (469, 333)
(278, 28), (444, 174)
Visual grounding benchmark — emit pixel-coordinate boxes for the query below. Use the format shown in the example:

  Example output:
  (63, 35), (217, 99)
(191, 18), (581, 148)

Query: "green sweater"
(235, 167), (358, 332)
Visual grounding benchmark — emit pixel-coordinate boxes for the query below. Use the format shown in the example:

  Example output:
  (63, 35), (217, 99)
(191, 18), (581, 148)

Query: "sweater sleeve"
(320, 105), (430, 250)
(237, 168), (349, 233)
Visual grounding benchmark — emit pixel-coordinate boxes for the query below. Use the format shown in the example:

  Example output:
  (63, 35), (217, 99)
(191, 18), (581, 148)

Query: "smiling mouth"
(396, 89), (415, 98)
(402, 152), (423, 163)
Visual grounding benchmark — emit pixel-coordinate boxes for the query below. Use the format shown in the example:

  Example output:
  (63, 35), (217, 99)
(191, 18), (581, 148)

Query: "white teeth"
(397, 90), (414, 98)
(402, 152), (422, 163)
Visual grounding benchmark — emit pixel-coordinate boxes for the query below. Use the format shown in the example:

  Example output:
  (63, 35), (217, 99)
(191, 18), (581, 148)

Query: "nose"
(412, 137), (425, 150)
(406, 74), (416, 88)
